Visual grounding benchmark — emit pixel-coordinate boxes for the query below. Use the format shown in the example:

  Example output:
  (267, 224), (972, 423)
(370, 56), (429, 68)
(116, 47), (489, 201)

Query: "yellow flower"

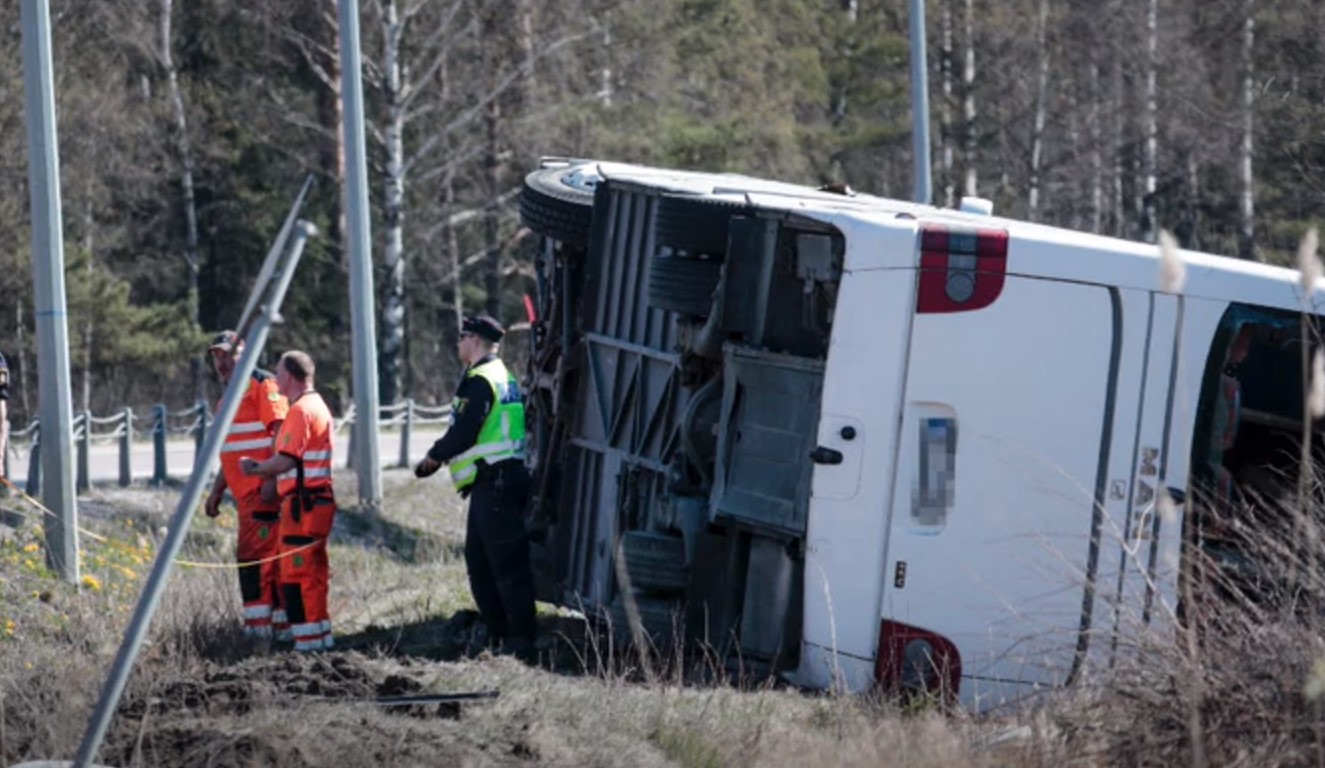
(2, 619), (15, 637)
(81, 574), (103, 592)
(22, 543), (39, 554)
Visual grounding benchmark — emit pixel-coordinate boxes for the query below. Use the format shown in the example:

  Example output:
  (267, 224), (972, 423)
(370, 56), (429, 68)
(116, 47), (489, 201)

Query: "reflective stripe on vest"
(221, 437), (275, 453)
(221, 421), (273, 453)
(448, 358), (526, 490)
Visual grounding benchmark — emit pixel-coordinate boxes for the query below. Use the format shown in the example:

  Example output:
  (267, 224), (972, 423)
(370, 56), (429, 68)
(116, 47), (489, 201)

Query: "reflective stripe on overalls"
(448, 358), (527, 490)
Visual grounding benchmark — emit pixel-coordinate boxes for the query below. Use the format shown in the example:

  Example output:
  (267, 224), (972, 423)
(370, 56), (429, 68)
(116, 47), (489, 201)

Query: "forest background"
(0, 0), (1315, 423)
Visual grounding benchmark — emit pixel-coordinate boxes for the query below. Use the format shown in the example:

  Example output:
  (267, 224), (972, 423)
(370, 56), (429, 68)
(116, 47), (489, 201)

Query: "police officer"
(416, 314), (537, 656)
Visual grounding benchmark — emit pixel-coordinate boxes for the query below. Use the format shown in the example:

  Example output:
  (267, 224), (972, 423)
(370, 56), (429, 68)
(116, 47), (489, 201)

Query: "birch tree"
(157, 0), (205, 400)
(962, 0), (978, 197)
(1140, 0), (1158, 243)
(939, 0), (955, 206)
(1027, 0), (1051, 220)
(1238, 0), (1256, 260)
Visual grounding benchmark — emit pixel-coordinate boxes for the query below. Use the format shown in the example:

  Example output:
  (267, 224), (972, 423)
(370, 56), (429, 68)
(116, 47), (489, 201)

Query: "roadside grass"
(4, 467), (1325, 766)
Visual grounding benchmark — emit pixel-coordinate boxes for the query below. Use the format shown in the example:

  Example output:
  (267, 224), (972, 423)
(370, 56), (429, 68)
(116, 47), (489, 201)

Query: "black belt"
(291, 488), (334, 522)
(473, 459), (522, 484)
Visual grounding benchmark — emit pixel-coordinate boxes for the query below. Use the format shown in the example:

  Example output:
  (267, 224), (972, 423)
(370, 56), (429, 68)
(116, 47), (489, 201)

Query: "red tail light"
(875, 620), (961, 701)
(915, 224), (1009, 314)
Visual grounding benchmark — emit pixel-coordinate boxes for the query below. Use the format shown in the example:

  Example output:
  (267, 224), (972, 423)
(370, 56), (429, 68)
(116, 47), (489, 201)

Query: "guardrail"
(3, 399), (452, 494)
(336, 399), (452, 470)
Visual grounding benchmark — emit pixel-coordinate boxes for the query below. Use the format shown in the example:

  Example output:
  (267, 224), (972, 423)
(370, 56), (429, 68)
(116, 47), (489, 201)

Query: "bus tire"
(520, 166), (595, 248)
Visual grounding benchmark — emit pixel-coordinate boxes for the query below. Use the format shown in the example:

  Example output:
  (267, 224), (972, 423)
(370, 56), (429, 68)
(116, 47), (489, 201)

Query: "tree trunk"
(1183, 152), (1200, 249)
(483, 99), (502, 319)
(1066, 87), (1083, 232)
(1027, 0), (1050, 221)
(1238, 0), (1256, 260)
(939, 0), (954, 207)
(1111, 57), (1125, 238)
(15, 300), (29, 419)
(316, 0), (347, 258)
(159, 0), (203, 401)
(599, 11), (613, 107)
(379, 0), (406, 404)
(520, 0), (539, 100)
(828, 0), (856, 183)
(437, 54), (463, 392)
(442, 168), (464, 391)
(961, 0), (977, 197)
(81, 194), (94, 414)
(1089, 61), (1103, 233)
(480, 4), (503, 318)
(1140, 0), (1158, 243)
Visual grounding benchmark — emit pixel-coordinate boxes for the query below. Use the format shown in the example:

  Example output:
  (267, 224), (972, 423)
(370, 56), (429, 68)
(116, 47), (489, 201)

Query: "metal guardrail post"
(193, 401), (209, 465)
(151, 404), (167, 487)
(119, 408), (133, 487)
(399, 398), (414, 468)
(76, 411), (90, 493)
(25, 424), (40, 495)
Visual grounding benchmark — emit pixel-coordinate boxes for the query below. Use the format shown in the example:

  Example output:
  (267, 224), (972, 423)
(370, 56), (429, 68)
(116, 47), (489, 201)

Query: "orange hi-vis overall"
(275, 390), (337, 652)
(218, 370), (289, 638)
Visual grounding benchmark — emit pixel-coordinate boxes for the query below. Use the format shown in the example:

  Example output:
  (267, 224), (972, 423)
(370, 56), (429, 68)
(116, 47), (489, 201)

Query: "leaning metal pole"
(21, 0), (79, 583)
(908, 0), (933, 205)
(72, 222), (318, 768)
(338, 0), (383, 510)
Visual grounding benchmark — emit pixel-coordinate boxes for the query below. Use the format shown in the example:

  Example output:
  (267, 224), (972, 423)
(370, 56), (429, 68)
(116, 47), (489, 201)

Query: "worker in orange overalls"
(203, 330), (289, 640)
(241, 350), (337, 652)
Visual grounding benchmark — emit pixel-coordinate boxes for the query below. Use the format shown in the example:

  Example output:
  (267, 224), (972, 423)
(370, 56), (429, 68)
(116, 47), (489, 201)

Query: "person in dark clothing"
(416, 314), (537, 656)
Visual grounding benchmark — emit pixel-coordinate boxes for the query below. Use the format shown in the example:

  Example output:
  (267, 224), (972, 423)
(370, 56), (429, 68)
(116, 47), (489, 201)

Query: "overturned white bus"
(517, 158), (1320, 708)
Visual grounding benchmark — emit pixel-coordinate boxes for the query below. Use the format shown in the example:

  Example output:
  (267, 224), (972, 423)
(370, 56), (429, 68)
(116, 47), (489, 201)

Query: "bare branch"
(399, 11), (474, 112)
(403, 21), (600, 176)
(416, 186), (523, 243)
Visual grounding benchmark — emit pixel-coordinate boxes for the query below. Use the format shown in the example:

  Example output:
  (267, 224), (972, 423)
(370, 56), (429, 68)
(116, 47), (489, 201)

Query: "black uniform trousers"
(464, 460), (536, 644)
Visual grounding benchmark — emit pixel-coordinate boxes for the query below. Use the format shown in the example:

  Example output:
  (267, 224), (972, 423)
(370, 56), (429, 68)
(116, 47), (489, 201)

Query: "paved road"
(3, 425), (449, 491)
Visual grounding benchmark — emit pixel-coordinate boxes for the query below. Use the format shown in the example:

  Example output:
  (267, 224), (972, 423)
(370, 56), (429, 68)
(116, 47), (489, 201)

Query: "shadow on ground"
(329, 607), (785, 691)
(334, 505), (465, 564)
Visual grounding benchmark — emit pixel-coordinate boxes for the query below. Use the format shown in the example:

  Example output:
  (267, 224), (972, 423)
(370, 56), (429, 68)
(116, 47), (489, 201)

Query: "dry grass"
(4, 469), (1325, 767)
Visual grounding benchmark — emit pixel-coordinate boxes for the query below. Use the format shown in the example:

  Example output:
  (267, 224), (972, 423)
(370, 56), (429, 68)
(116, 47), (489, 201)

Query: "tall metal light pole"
(338, 0), (383, 510)
(21, 0), (79, 583)
(909, 0), (934, 205)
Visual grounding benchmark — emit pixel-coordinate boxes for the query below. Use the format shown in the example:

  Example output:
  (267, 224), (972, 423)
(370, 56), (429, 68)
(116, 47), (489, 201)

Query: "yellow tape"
(0, 476), (318, 570)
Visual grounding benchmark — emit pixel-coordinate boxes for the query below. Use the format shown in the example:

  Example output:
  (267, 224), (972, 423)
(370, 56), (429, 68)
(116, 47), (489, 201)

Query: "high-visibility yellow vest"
(448, 358), (526, 489)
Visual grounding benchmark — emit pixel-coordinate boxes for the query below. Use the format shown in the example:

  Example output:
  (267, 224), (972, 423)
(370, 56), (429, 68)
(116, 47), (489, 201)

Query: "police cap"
(461, 314), (505, 343)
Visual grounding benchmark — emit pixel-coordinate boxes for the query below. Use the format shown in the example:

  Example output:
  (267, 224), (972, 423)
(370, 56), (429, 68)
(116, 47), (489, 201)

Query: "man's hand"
(415, 456), (442, 478)
(240, 457), (260, 476)
(204, 488), (223, 518)
(260, 477), (278, 505)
